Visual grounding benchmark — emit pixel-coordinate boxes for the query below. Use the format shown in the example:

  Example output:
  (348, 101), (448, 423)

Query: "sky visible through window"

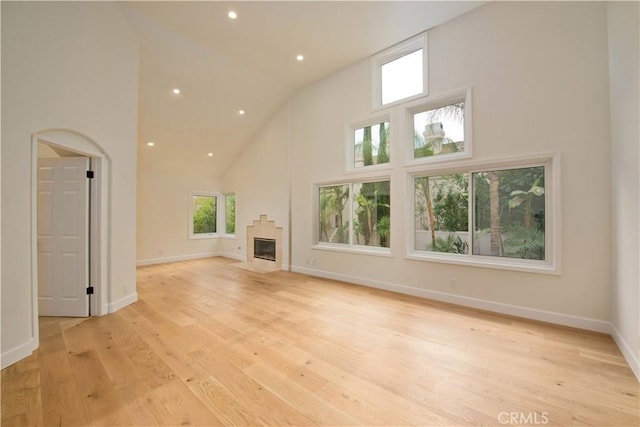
(414, 108), (464, 143)
(381, 49), (423, 105)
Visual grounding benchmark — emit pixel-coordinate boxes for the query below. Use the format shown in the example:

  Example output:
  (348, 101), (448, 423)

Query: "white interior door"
(38, 157), (90, 317)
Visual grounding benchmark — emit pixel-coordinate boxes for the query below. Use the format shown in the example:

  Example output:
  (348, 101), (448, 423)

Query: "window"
(225, 194), (236, 235)
(410, 155), (558, 273)
(414, 173), (470, 254)
(409, 88), (472, 163)
(351, 119), (390, 169)
(190, 193), (218, 239)
(318, 179), (391, 250)
(473, 167), (545, 260)
(381, 49), (423, 105)
(372, 34), (427, 109)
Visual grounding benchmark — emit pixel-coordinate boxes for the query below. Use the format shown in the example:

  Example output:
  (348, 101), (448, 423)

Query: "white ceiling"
(122, 1), (485, 180)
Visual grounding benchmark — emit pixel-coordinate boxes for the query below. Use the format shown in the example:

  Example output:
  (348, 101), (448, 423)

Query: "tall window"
(411, 159), (554, 271)
(225, 194), (236, 235)
(190, 193), (217, 238)
(372, 34), (427, 109)
(318, 179), (391, 249)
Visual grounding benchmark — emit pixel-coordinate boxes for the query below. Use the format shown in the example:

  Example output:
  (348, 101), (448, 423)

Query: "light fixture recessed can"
(238, 109), (245, 116)
(172, 88), (181, 95)
(296, 54), (304, 61)
(208, 152), (214, 157)
(147, 141), (155, 147)
(228, 10), (237, 19)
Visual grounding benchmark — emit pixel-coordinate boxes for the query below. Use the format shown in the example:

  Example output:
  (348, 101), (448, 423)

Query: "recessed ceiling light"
(172, 88), (181, 95)
(208, 152), (214, 157)
(228, 11), (237, 19)
(238, 109), (245, 116)
(296, 54), (304, 62)
(147, 141), (155, 147)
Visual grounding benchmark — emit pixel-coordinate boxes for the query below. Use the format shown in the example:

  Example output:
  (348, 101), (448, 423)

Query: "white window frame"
(189, 191), (221, 240)
(222, 193), (236, 237)
(371, 33), (428, 110)
(345, 114), (392, 174)
(313, 176), (392, 256)
(406, 87), (473, 166)
(405, 153), (561, 274)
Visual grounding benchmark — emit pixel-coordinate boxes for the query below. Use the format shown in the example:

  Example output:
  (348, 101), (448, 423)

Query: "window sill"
(345, 162), (393, 176)
(222, 233), (236, 239)
(312, 243), (392, 258)
(404, 151), (472, 170)
(189, 233), (220, 240)
(405, 251), (560, 275)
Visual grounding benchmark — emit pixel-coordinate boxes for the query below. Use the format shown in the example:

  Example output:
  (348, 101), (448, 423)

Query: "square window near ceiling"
(381, 49), (423, 105)
(372, 34), (426, 109)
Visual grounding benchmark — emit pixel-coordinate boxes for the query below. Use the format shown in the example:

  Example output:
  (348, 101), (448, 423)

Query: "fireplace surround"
(246, 215), (282, 271)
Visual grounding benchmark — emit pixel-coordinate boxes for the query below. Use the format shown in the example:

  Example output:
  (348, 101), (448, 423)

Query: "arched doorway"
(30, 130), (110, 333)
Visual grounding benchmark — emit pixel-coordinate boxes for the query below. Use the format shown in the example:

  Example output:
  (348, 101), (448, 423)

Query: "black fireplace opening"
(254, 238), (276, 262)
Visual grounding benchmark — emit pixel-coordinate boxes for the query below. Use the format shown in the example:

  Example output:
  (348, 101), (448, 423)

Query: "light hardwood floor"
(2, 257), (638, 426)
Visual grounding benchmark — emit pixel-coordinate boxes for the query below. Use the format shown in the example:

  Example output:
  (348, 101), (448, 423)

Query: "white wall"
(136, 163), (222, 264)
(220, 104), (291, 267)
(285, 2), (613, 329)
(1, 2), (139, 367)
(607, 1), (640, 379)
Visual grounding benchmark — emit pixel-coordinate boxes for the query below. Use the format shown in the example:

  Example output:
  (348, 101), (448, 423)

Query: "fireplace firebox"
(254, 238), (276, 262)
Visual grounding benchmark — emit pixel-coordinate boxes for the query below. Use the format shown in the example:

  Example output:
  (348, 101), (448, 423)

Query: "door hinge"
(86, 286), (94, 295)
(86, 170), (94, 179)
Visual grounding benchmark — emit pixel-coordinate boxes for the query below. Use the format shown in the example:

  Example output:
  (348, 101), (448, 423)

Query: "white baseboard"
(292, 265), (611, 334)
(108, 293), (138, 313)
(220, 252), (246, 262)
(610, 323), (640, 381)
(1, 338), (37, 370)
(136, 252), (221, 266)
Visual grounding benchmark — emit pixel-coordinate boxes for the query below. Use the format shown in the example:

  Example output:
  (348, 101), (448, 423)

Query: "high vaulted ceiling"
(121, 1), (485, 180)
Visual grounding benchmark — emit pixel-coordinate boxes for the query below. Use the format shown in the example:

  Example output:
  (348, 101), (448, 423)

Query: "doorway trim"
(30, 130), (110, 342)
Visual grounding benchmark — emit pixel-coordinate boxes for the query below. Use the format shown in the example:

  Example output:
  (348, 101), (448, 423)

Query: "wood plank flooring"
(2, 257), (638, 426)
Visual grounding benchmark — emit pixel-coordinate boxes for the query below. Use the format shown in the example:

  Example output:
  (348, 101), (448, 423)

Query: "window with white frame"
(409, 88), (471, 163)
(410, 155), (558, 272)
(318, 179), (391, 249)
(190, 193), (218, 239)
(350, 119), (390, 170)
(224, 193), (236, 235)
(372, 34), (427, 109)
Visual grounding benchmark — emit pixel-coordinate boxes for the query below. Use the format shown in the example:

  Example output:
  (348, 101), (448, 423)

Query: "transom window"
(409, 88), (472, 164)
(372, 33), (427, 109)
(381, 49), (423, 105)
(351, 120), (390, 169)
